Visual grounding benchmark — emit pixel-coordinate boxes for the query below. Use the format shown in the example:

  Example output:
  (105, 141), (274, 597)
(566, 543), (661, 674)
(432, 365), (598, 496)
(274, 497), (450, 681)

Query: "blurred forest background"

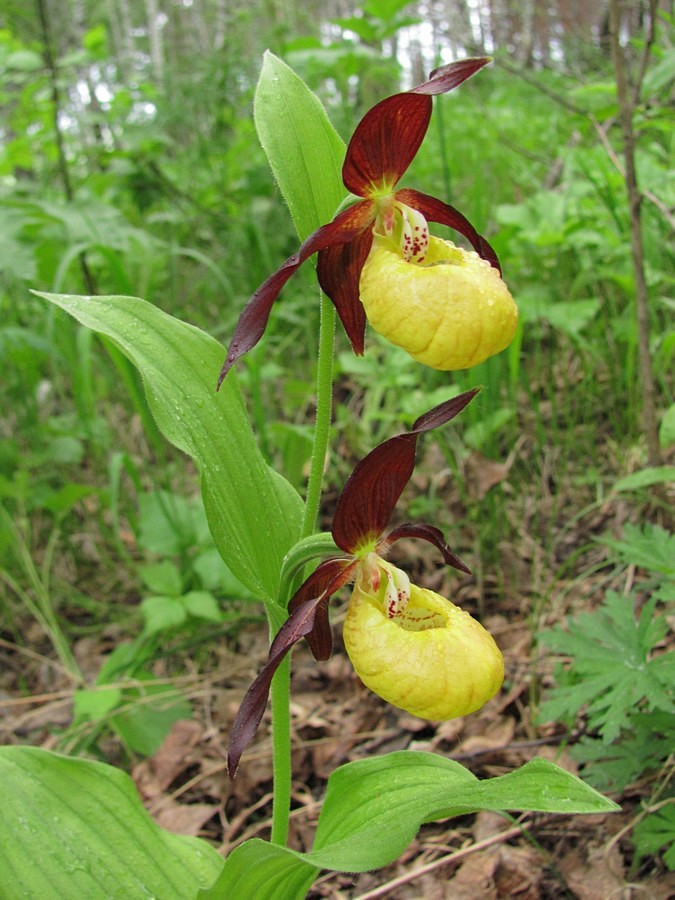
(1, 0), (674, 896)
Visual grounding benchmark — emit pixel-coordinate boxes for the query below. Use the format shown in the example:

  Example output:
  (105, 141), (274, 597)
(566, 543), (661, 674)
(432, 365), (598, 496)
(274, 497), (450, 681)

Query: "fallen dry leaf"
(558, 842), (627, 900)
(494, 844), (542, 899)
(155, 801), (217, 836)
(464, 449), (517, 501)
(133, 719), (204, 799)
(446, 849), (499, 900)
(457, 715), (516, 756)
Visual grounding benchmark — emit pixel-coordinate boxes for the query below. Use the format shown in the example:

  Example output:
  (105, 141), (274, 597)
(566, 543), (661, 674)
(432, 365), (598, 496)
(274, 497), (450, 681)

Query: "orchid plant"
(4, 52), (617, 900)
(227, 388), (504, 777)
(220, 58), (517, 383)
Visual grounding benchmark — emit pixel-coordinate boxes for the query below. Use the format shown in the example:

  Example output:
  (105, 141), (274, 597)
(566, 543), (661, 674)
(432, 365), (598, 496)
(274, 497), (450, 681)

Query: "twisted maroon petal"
(218, 201), (374, 386)
(396, 188), (501, 272)
(380, 523), (470, 574)
(227, 557), (356, 776)
(288, 558), (358, 660)
(317, 227), (374, 355)
(227, 596), (317, 778)
(332, 389), (480, 553)
(227, 559), (353, 777)
(411, 57), (491, 96)
(342, 92), (432, 196)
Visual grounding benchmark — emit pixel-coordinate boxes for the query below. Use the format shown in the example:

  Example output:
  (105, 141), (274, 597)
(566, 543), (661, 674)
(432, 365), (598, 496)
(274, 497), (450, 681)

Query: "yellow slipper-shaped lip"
(360, 236), (518, 370)
(343, 564), (504, 719)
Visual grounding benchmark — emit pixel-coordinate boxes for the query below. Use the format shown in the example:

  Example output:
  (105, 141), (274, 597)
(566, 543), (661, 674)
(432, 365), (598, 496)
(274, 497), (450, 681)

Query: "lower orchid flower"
(228, 389), (504, 776)
(344, 558), (503, 720)
(219, 58), (517, 386)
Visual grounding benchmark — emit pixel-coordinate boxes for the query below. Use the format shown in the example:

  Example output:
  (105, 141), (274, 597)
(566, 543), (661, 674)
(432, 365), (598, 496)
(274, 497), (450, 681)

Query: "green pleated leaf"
(200, 751), (618, 897)
(0, 746), (222, 898)
(198, 839), (316, 900)
(35, 291), (303, 602)
(254, 52), (346, 240)
(311, 752), (619, 871)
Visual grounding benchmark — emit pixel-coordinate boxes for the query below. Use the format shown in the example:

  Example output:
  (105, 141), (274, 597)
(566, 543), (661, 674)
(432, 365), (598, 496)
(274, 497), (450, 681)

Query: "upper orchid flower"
(227, 389), (504, 776)
(219, 58), (518, 386)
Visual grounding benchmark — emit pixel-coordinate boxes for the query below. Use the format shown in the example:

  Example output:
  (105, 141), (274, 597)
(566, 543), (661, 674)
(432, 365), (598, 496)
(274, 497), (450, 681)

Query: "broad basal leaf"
(35, 291), (303, 602)
(310, 752), (618, 871)
(198, 839), (316, 900)
(0, 746), (222, 898)
(200, 751), (618, 898)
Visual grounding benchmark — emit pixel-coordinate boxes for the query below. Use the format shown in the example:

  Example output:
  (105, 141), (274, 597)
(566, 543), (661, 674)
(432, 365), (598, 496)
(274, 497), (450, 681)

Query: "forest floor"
(1, 403), (673, 899)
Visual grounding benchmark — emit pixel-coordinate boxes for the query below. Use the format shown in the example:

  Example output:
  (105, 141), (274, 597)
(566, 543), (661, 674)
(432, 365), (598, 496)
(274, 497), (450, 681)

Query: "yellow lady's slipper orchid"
(360, 236), (518, 370)
(227, 391), (505, 777)
(219, 58), (513, 386)
(343, 559), (503, 719)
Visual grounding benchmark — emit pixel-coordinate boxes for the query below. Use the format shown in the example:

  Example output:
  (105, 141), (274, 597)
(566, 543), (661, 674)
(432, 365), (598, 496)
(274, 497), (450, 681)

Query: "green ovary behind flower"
(343, 568), (503, 720)
(359, 236), (518, 370)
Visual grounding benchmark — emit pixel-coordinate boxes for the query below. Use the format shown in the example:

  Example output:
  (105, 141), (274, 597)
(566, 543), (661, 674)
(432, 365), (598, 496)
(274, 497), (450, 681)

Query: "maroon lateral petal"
(332, 389), (480, 554)
(228, 557), (359, 775)
(411, 57), (491, 96)
(317, 227), (374, 355)
(396, 188), (501, 272)
(380, 523), (470, 574)
(227, 595), (323, 778)
(218, 202), (374, 387)
(342, 92), (432, 197)
(288, 558), (357, 660)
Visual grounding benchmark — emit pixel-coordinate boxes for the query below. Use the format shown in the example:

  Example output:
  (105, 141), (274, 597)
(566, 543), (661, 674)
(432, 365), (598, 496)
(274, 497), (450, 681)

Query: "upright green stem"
(270, 292), (336, 846)
(302, 295), (336, 537)
(269, 604), (292, 846)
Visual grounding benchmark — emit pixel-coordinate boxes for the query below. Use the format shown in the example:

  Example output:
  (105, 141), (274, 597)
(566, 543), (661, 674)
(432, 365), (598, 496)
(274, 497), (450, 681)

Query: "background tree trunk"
(609, 0), (662, 466)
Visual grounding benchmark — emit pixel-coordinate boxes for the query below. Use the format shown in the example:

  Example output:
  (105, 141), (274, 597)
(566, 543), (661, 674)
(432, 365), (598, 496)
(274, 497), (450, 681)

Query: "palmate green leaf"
(35, 292), (303, 602)
(254, 51), (346, 241)
(365, 0), (418, 23)
(183, 590), (224, 623)
(633, 802), (675, 870)
(137, 490), (210, 556)
(571, 711), (675, 791)
(200, 752), (617, 898)
(539, 592), (674, 742)
(517, 292), (600, 338)
(598, 523), (675, 578)
(0, 746), (222, 898)
(333, 15), (379, 42)
(141, 594), (188, 633)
